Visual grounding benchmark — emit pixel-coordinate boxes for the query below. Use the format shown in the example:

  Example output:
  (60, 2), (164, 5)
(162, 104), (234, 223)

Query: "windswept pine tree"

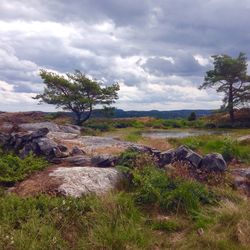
(200, 52), (250, 122)
(34, 70), (120, 125)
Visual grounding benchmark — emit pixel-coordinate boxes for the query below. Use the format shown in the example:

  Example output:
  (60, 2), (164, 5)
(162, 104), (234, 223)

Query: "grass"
(0, 192), (154, 250)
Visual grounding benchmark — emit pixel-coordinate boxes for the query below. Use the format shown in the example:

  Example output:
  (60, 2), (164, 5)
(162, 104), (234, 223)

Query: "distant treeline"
(111, 109), (213, 119)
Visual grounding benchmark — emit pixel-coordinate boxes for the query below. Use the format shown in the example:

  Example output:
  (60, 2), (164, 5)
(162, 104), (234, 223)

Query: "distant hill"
(92, 109), (213, 119)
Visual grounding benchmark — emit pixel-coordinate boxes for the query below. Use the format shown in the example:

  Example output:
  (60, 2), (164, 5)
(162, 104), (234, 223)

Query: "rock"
(201, 153), (227, 172)
(59, 124), (81, 134)
(36, 137), (58, 156)
(175, 145), (192, 160)
(49, 167), (123, 197)
(91, 154), (118, 167)
(0, 133), (11, 146)
(30, 127), (49, 138)
(186, 151), (202, 168)
(159, 149), (175, 166)
(20, 122), (61, 132)
(150, 148), (162, 157)
(237, 135), (250, 144)
(58, 144), (68, 152)
(71, 146), (85, 156)
(64, 155), (92, 166)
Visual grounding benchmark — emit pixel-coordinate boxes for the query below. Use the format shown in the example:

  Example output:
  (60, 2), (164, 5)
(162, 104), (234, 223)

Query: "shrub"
(0, 153), (48, 185)
(131, 166), (214, 214)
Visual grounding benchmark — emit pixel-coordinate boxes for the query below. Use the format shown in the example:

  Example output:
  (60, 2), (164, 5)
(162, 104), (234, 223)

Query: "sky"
(1, 0), (250, 112)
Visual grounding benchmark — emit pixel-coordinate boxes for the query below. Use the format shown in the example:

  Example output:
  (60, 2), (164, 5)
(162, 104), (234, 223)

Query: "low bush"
(0, 153), (48, 185)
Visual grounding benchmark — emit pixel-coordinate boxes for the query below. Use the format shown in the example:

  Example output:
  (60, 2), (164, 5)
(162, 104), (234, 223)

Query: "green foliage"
(35, 70), (120, 125)
(0, 153), (48, 185)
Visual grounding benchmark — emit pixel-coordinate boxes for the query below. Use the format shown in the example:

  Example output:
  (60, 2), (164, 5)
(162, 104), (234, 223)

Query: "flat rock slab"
(49, 167), (122, 197)
(49, 133), (144, 156)
(11, 166), (123, 197)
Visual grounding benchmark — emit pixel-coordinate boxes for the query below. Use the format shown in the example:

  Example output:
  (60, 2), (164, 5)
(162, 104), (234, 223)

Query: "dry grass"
(139, 137), (172, 151)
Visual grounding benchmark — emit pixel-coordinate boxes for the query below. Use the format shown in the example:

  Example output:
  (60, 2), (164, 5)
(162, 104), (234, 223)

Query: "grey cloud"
(141, 54), (207, 77)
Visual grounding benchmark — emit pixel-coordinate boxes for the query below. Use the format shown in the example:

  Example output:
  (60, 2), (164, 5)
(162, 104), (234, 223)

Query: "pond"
(142, 130), (228, 139)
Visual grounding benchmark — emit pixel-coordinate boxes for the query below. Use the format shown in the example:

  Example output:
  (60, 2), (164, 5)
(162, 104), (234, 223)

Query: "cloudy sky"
(1, 0), (250, 111)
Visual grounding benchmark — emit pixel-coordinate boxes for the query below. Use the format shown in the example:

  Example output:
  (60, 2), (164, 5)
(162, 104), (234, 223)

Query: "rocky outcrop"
(0, 128), (68, 160)
(19, 122), (81, 134)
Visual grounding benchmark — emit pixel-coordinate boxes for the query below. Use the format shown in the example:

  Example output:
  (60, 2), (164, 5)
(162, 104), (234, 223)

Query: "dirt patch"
(10, 165), (63, 197)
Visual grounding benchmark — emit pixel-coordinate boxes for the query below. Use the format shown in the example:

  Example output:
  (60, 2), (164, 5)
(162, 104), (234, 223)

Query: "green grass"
(0, 152), (48, 185)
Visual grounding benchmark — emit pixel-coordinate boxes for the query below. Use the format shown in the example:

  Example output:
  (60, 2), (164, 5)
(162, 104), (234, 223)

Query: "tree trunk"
(228, 83), (234, 123)
(75, 112), (82, 126)
(74, 106), (93, 126)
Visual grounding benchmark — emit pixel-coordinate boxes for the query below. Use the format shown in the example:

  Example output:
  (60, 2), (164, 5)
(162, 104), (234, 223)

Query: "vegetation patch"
(0, 152), (48, 185)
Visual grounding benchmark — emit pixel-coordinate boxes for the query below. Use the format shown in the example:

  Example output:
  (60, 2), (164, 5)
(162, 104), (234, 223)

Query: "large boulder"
(49, 167), (123, 197)
(201, 153), (227, 172)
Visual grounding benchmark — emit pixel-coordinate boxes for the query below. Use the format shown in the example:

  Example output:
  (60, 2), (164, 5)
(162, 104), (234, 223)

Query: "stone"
(201, 153), (227, 172)
(58, 144), (68, 152)
(159, 149), (175, 166)
(64, 155), (92, 166)
(29, 127), (49, 139)
(91, 154), (118, 167)
(175, 145), (192, 160)
(0, 133), (11, 146)
(20, 122), (61, 132)
(150, 148), (162, 157)
(36, 137), (58, 156)
(71, 146), (85, 155)
(59, 124), (81, 134)
(186, 151), (202, 168)
(237, 135), (250, 144)
(49, 167), (123, 197)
